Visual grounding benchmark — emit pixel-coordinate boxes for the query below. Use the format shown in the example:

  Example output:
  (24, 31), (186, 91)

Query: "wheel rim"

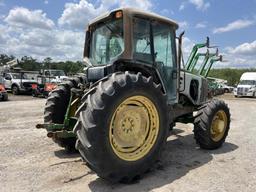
(109, 95), (159, 161)
(210, 110), (228, 142)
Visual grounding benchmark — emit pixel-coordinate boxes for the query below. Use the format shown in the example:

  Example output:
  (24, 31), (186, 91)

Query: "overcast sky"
(0, 0), (256, 68)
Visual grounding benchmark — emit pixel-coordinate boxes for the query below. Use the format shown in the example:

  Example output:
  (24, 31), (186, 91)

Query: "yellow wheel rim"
(109, 95), (159, 161)
(210, 110), (228, 142)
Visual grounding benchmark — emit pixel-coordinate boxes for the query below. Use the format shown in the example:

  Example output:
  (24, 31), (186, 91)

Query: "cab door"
(152, 21), (177, 103)
(4, 74), (12, 89)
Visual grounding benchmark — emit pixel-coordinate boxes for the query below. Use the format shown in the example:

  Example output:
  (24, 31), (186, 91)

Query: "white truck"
(42, 69), (69, 83)
(3, 72), (38, 95)
(234, 72), (256, 97)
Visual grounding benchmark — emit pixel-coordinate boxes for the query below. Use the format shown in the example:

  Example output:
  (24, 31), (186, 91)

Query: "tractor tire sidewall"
(96, 88), (167, 174)
(75, 72), (169, 182)
(194, 99), (231, 149)
(44, 76), (85, 150)
(44, 86), (70, 124)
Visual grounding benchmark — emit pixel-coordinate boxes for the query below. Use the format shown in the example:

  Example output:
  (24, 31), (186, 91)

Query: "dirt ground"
(0, 93), (256, 192)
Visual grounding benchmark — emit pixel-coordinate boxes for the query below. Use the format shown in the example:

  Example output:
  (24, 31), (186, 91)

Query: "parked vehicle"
(220, 83), (234, 93)
(32, 75), (57, 98)
(3, 72), (38, 95)
(0, 76), (8, 101)
(234, 72), (256, 97)
(42, 69), (69, 83)
(208, 80), (225, 96)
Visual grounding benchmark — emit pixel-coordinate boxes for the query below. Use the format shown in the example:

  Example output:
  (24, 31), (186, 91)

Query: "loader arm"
(185, 37), (209, 70)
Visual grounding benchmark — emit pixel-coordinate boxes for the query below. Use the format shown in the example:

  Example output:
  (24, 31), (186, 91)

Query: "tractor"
(37, 8), (231, 182)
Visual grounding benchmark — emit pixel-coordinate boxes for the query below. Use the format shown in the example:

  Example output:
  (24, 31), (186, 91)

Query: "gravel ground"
(0, 94), (255, 192)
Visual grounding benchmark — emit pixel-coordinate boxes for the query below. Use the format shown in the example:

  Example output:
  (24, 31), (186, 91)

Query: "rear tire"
(12, 85), (19, 95)
(194, 99), (231, 149)
(74, 72), (169, 183)
(44, 76), (85, 151)
(224, 89), (229, 93)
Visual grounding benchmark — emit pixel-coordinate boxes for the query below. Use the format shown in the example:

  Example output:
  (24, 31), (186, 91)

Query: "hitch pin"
(36, 124), (45, 129)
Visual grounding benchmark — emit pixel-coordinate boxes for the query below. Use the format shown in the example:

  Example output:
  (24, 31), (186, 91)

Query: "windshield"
(89, 18), (124, 66)
(50, 70), (66, 76)
(239, 80), (256, 85)
(12, 73), (29, 79)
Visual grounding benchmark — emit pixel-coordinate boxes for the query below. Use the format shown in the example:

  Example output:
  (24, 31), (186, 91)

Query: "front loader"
(37, 8), (231, 182)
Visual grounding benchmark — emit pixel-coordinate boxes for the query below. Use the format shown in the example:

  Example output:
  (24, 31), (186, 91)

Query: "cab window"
(133, 18), (153, 64)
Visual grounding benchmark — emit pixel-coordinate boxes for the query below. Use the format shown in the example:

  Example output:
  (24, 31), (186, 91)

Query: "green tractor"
(37, 8), (231, 182)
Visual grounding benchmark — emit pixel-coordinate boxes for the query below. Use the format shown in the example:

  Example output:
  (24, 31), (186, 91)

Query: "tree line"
(0, 54), (84, 75)
(208, 68), (256, 86)
(1, 54), (255, 86)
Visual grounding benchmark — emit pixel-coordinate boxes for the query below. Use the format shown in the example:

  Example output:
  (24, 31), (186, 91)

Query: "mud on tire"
(44, 76), (86, 151)
(74, 72), (169, 183)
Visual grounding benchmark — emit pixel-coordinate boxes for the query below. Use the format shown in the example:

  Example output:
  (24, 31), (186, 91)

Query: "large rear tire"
(44, 76), (85, 151)
(74, 72), (169, 182)
(194, 99), (231, 149)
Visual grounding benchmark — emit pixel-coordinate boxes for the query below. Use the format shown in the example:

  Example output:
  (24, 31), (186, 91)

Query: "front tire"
(74, 72), (169, 182)
(194, 99), (231, 149)
(12, 85), (19, 95)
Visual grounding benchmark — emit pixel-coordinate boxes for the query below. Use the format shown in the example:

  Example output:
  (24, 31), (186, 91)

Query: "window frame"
(132, 16), (177, 69)
(89, 17), (124, 66)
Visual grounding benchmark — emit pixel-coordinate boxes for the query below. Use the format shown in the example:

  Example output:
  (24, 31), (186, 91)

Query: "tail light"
(45, 83), (57, 92)
(0, 84), (5, 91)
(31, 84), (38, 89)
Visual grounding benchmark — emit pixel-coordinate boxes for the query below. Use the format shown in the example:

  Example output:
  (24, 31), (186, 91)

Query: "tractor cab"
(84, 8), (179, 103)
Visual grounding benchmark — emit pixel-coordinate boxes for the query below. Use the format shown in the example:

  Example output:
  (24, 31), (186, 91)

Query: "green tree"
(43, 57), (53, 70)
(209, 68), (256, 86)
(19, 56), (40, 71)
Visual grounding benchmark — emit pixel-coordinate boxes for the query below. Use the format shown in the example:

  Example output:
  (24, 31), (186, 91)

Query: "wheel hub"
(210, 110), (227, 142)
(109, 95), (159, 161)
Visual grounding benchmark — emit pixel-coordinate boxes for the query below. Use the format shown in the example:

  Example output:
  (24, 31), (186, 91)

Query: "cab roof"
(89, 8), (179, 29)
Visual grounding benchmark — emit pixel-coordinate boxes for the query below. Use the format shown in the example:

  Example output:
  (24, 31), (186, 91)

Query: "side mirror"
(5, 77), (11, 80)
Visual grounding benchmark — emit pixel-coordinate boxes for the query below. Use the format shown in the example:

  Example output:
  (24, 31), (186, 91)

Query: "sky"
(0, 0), (255, 68)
